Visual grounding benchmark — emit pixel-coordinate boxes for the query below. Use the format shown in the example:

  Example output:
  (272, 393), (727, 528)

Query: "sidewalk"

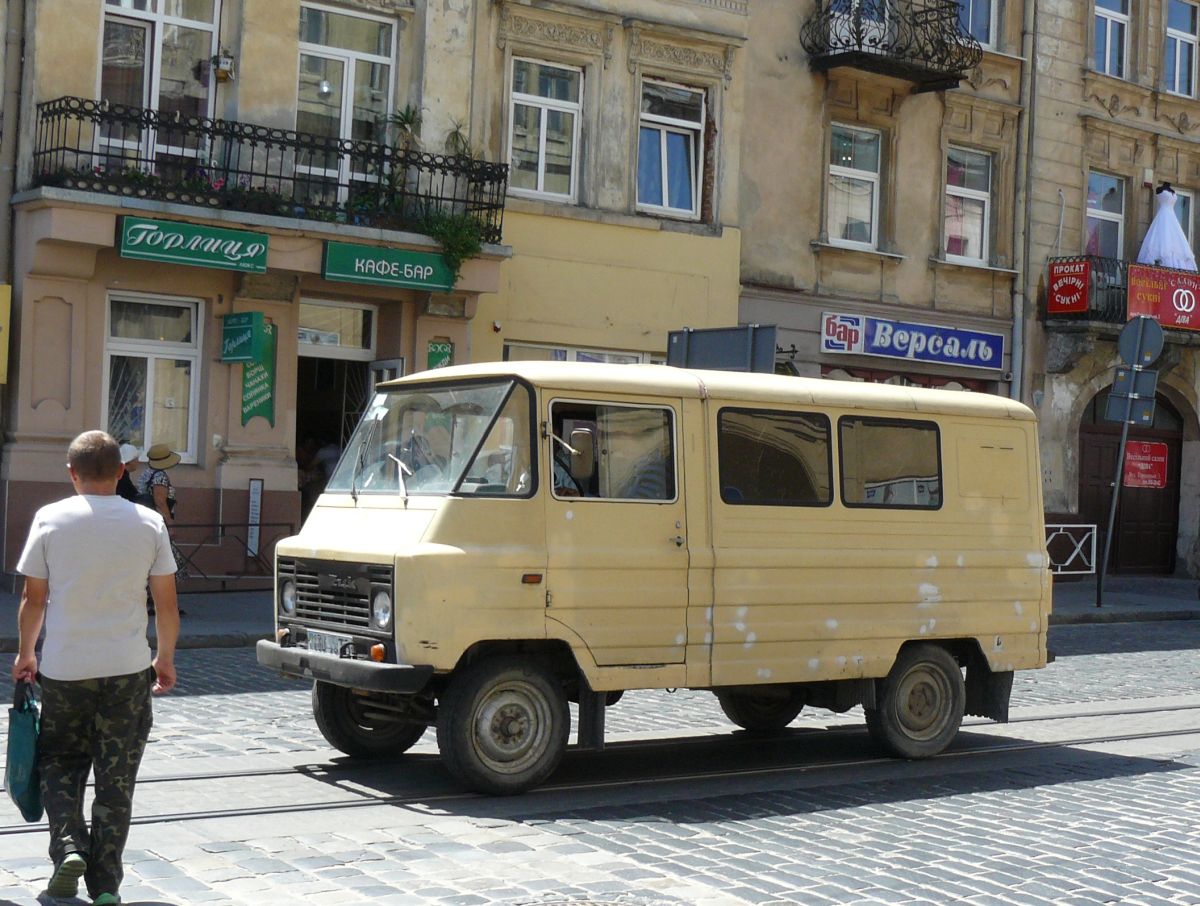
(0, 574), (1196, 652)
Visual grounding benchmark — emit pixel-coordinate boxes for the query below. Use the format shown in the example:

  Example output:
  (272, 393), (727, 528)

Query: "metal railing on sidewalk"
(1045, 523), (1097, 575)
(170, 521), (293, 589)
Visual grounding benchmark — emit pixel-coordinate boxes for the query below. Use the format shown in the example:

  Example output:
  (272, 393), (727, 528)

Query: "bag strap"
(13, 680), (35, 711)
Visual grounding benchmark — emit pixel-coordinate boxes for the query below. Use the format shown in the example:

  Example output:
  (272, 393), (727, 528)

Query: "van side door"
(544, 395), (688, 665)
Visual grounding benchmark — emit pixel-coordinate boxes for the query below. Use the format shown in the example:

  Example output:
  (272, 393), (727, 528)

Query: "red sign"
(1124, 440), (1168, 489)
(1047, 260), (1090, 313)
(1127, 264), (1200, 330)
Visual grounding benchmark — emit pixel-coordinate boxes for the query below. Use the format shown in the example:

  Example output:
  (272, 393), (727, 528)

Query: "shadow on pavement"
(1049, 620), (1200, 656)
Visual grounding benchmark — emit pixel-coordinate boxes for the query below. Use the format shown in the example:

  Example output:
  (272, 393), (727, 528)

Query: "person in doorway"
(11, 430), (179, 905)
(138, 444), (186, 615)
(115, 444), (140, 503)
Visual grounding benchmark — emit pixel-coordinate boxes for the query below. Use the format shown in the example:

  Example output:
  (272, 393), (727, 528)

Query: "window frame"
(827, 122), (883, 251)
(942, 145), (993, 266)
(504, 341), (652, 364)
(959, 0), (997, 48)
(102, 291), (204, 465)
(717, 407), (834, 508)
(837, 415), (943, 511)
(297, 297), (379, 362)
(1174, 186), (1195, 247)
(1094, 0), (1130, 78)
(636, 77), (706, 220)
(1085, 170), (1126, 257)
(507, 56), (585, 203)
(1166, 0), (1200, 96)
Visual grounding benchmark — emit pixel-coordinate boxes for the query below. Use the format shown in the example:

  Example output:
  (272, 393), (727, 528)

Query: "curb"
(1049, 609), (1200, 625)
(0, 633), (271, 654)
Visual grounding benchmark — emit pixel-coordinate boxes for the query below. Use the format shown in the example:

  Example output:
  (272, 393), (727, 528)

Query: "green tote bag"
(5, 680), (43, 822)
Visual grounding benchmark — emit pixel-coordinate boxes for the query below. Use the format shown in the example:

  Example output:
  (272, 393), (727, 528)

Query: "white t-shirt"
(17, 493), (178, 681)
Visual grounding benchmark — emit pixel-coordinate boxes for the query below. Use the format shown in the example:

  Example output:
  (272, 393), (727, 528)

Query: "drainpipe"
(0, 0), (25, 283)
(1009, 0), (1038, 402)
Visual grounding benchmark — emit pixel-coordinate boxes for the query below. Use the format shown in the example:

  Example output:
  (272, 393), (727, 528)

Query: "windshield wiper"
(387, 453), (412, 501)
(351, 415), (382, 504)
(548, 432), (580, 456)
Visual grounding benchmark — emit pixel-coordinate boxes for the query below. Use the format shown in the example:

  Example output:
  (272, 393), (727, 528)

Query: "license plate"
(306, 629), (351, 657)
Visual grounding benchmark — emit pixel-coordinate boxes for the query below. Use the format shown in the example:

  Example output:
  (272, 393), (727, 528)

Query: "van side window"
(839, 417), (942, 509)
(718, 408), (832, 506)
(550, 402), (675, 501)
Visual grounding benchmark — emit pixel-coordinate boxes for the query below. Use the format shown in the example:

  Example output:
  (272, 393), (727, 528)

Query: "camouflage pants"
(39, 668), (153, 898)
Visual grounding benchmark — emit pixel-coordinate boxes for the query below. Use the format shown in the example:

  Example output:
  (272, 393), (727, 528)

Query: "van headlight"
(280, 579), (297, 615)
(372, 589), (393, 630)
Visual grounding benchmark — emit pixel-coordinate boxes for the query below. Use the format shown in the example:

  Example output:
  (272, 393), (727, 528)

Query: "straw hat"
(145, 444), (181, 470)
(118, 443), (140, 465)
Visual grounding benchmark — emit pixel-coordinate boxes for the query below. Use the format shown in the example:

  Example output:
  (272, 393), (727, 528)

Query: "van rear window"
(717, 408), (832, 506)
(839, 417), (942, 509)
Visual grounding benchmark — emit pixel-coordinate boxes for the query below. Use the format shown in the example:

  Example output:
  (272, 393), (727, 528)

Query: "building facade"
(1026, 0), (1200, 576)
(1, 0), (744, 581)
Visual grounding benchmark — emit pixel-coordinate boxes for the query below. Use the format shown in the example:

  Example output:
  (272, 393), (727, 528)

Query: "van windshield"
(326, 379), (534, 497)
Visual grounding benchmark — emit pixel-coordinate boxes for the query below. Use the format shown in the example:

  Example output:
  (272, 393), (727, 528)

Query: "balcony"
(31, 96), (507, 245)
(1045, 256), (1128, 325)
(799, 0), (983, 92)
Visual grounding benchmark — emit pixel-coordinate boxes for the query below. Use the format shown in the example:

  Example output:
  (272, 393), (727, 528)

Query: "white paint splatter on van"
(1029, 620), (1038, 632)
(1014, 601), (1024, 615)
(836, 656), (847, 668)
(757, 668), (772, 679)
(1026, 552), (1045, 567)
(919, 584), (942, 604)
(925, 555), (938, 568)
(808, 658), (820, 670)
(919, 624), (928, 635)
(706, 607), (713, 620)
(744, 632), (757, 649)
(853, 655), (864, 667)
(956, 555), (965, 567)
(704, 632), (712, 644)
(734, 621), (746, 633)
(825, 618), (839, 631)
(565, 510), (574, 521)
(675, 633), (686, 646)
(737, 606), (748, 618)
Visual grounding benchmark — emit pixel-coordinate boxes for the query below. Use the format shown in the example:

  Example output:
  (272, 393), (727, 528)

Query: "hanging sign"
(821, 312), (1005, 370)
(323, 241), (455, 291)
(247, 478), (263, 557)
(1047, 260), (1090, 314)
(1127, 264), (1200, 330)
(221, 311), (266, 362)
(241, 321), (277, 426)
(427, 340), (454, 370)
(119, 216), (268, 273)
(1123, 440), (1168, 489)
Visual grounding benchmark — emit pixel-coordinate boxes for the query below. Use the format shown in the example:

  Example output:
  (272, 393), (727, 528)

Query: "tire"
(865, 644), (965, 759)
(311, 682), (428, 758)
(715, 689), (806, 731)
(436, 657), (569, 795)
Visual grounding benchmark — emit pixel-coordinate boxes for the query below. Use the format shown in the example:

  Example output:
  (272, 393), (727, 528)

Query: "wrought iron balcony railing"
(799, 0), (983, 91)
(31, 96), (507, 245)
(1045, 255), (1127, 324)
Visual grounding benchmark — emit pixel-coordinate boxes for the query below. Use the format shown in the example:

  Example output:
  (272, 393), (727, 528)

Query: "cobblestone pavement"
(0, 623), (1197, 905)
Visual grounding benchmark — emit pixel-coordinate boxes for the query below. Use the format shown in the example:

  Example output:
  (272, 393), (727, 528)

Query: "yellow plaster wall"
(237, 0), (302, 127)
(33, 0), (101, 101)
(473, 212), (741, 363)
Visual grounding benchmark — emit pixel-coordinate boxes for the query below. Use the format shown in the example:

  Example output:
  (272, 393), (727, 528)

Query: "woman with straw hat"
(137, 445), (186, 614)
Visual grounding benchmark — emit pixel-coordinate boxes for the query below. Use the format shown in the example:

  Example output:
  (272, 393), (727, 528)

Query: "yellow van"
(258, 362), (1051, 794)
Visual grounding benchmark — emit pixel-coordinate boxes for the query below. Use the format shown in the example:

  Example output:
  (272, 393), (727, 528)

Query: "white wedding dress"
(1137, 189), (1197, 271)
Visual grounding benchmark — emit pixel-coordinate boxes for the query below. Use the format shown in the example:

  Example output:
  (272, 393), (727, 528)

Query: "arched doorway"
(1078, 389), (1184, 574)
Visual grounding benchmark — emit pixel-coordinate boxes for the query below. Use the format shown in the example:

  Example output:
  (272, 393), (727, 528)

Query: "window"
(104, 294), (203, 463)
(1086, 171), (1125, 257)
(1175, 187), (1195, 246)
(296, 4), (394, 207)
(504, 342), (649, 364)
(943, 147), (992, 263)
(508, 58), (583, 202)
(99, 0), (220, 168)
(1167, 0), (1199, 95)
(549, 401), (675, 501)
(958, 0), (995, 46)
(839, 417), (942, 509)
(298, 299), (377, 360)
(718, 409), (832, 506)
(828, 124), (881, 249)
(637, 80), (705, 219)
(1094, 0), (1130, 77)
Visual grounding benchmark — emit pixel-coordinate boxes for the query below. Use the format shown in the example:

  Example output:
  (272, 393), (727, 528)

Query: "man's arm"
(11, 577), (48, 683)
(148, 573), (179, 693)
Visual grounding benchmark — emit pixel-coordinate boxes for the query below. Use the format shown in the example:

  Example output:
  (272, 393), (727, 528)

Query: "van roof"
(382, 361), (1036, 421)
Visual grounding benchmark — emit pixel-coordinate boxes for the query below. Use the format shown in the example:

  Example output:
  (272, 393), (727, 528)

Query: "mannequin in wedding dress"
(1137, 181), (1197, 271)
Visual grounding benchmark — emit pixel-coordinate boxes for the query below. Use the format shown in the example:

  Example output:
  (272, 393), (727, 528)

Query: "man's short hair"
(68, 430), (123, 481)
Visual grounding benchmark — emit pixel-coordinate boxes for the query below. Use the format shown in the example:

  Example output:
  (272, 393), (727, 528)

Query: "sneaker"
(46, 852), (86, 898)
(93, 894), (121, 905)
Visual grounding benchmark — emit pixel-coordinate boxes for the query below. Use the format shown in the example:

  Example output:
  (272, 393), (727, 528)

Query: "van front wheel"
(715, 689), (805, 731)
(437, 657), (569, 795)
(865, 644), (964, 759)
(312, 682), (428, 757)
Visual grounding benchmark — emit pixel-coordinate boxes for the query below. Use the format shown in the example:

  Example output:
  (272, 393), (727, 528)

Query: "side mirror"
(569, 428), (595, 483)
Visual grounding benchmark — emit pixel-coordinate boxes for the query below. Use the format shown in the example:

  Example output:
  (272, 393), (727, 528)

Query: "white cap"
(119, 443), (140, 464)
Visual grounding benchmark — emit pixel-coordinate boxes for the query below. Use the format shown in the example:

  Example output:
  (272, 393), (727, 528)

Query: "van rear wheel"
(715, 689), (805, 731)
(436, 657), (569, 795)
(865, 644), (964, 759)
(312, 682), (428, 757)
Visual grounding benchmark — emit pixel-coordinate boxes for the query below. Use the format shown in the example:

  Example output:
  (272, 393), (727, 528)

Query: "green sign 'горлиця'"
(323, 241), (455, 291)
(222, 311), (266, 363)
(119, 216), (269, 273)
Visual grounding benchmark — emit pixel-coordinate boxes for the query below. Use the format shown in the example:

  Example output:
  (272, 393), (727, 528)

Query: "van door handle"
(672, 535), (685, 547)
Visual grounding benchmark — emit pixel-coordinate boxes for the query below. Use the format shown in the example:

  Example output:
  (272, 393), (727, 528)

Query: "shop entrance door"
(1078, 389), (1183, 574)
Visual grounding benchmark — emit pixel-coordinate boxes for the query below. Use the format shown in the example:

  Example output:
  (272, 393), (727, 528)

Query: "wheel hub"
(472, 683), (549, 768)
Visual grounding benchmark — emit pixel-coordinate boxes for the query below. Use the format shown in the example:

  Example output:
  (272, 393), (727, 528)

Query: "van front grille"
(278, 557), (392, 634)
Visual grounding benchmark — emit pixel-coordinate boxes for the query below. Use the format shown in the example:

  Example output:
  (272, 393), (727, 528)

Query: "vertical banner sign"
(1123, 440), (1168, 489)
(241, 321), (277, 426)
(427, 340), (453, 370)
(247, 478), (263, 557)
(1047, 260), (1091, 314)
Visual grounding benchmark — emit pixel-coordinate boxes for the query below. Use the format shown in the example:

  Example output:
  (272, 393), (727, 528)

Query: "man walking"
(10, 430), (180, 904)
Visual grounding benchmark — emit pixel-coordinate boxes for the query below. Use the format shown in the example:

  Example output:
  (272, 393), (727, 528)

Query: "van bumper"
(256, 640), (434, 693)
